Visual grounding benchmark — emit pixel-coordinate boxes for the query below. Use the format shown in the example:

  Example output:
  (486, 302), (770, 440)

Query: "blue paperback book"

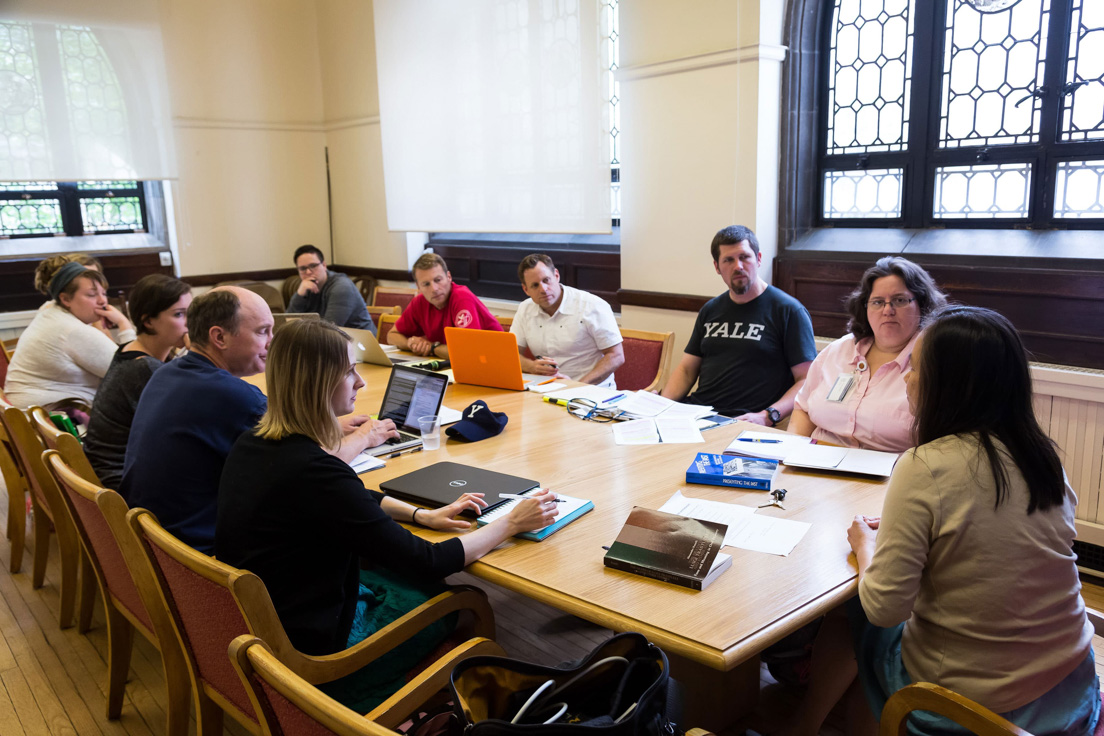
(685, 452), (781, 491)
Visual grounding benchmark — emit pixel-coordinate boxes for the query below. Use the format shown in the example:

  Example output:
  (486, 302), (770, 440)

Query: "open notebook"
(475, 490), (594, 541)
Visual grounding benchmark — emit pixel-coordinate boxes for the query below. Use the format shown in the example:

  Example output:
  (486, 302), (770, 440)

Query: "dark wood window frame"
(778, 0), (1104, 370)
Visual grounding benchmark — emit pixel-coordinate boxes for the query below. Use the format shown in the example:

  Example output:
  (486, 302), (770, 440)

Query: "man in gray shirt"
(287, 244), (375, 333)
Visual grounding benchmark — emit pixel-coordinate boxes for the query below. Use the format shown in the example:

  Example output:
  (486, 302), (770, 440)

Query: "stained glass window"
(819, 0), (1104, 227)
(602, 0), (620, 222)
(1054, 159), (1104, 217)
(938, 0), (1050, 148)
(826, 0), (915, 154)
(0, 22), (52, 180)
(823, 169), (904, 218)
(0, 200), (62, 236)
(0, 179), (145, 237)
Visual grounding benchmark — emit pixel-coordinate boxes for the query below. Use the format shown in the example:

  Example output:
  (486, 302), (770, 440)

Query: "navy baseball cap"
(445, 400), (508, 442)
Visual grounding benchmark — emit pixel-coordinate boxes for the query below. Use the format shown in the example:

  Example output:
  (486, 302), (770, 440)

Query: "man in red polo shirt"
(388, 252), (502, 358)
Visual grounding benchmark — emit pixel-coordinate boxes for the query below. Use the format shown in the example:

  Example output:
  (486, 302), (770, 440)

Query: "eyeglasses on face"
(297, 262), (323, 273)
(867, 296), (915, 311)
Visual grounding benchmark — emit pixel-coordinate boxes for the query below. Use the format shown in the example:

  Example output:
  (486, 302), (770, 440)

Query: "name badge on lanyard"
(826, 359), (865, 403)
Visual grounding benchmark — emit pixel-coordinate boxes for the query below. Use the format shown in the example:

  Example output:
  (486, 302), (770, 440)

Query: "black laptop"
(380, 462), (539, 517)
(365, 364), (449, 456)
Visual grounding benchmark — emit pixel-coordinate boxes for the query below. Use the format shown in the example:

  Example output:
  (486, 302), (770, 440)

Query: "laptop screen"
(378, 365), (448, 433)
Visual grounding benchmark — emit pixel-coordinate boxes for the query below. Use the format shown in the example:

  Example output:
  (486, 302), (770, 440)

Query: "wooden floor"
(1, 473), (1103, 736)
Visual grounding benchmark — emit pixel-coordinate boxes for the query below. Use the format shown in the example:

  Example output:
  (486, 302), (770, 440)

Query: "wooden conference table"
(251, 363), (891, 727)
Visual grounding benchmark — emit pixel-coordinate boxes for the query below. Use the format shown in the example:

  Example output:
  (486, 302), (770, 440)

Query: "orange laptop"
(445, 327), (528, 390)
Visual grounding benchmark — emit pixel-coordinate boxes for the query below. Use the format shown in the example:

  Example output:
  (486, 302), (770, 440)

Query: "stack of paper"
(614, 392), (714, 421)
(659, 490), (811, 557)
(612, 416), (704, 445)
(725, 430), (815, 461)
(348, 452), (386, 474)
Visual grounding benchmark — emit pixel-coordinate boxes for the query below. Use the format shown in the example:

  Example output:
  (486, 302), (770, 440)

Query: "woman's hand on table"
(419, 493), (488, 530)
(506, 488), (560, 534)
(847, 515), (879, 577)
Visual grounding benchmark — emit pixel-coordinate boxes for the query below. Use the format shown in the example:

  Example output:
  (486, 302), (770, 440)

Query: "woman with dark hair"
(216, 319), (558, 713)
(5, 254), (135, 410)
(83, 274), (193, 488)
(790, 256), (946, 452)
(788, 306), (1098, 736)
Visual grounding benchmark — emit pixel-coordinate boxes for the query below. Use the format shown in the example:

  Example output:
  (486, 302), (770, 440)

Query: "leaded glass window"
(819, 0), (1104, 228)
(0, 179), (146, 238)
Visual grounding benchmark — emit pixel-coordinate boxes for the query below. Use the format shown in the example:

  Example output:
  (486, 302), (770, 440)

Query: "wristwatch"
(431, 341), (441, 354)
(765, 407), (782, 426)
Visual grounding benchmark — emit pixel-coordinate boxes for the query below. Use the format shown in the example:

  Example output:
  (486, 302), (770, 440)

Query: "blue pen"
(737, 438), (782, 443)
(602, 393), (626, 404)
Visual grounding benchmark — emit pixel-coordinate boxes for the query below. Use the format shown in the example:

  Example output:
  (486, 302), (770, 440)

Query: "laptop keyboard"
(386, 430), (419, 445)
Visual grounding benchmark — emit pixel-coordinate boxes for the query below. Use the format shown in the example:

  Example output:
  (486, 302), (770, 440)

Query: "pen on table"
(601, 393), (625, 404)
(737, 438), (783, 444)
(388, 446), (424, 459)
(533, 377), (557, 386)
(499, 493), (566, 503)
(543, 396), (570, 407)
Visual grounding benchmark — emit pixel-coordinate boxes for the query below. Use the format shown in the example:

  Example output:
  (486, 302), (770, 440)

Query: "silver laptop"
(345, 327), (410, 367)
(365, 364), (450, 456)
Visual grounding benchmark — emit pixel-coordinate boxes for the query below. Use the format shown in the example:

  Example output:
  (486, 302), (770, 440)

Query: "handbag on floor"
(449, 632), (681, 736)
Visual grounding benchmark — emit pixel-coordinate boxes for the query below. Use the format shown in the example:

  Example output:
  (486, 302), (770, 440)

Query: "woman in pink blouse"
(789, 257), (946, 452)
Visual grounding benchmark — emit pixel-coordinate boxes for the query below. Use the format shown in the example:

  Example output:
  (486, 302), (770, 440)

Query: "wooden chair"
(0, 336), (9, 389)
(128, 508), (504, 734)
(31, 406), (100, 631)
(0, 406), (31, 573)
(372, 286), (417, 313)
(613, 328), (674, 392)
(219, 280), (286, 313)
(378, 314), (400, 346)
(353, 274), (379, 306)
(281, 275), (302, 308)
(367, 305), (400, 330)
(230, 636), (716, 736)
(880, 608), (1104, 736)
(43, 451), (191, 735)
(0, 405), (83, 628)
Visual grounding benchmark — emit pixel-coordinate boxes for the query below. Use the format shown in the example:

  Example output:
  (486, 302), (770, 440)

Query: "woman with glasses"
(788, 257), (946, 453)
(786, 306), (1098, 735)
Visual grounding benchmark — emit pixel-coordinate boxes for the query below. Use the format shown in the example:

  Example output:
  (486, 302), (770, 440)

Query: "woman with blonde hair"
(5, 254), (135, 410)
(216, 319), (558, 712)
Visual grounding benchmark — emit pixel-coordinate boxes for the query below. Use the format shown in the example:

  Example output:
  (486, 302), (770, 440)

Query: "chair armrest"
(290, 585), (496, 683)
(686, 729), (715, 736)
(880, 683), (1030, 736)
(366, 637), (505, 729)
(1086, 607), (1104, 637)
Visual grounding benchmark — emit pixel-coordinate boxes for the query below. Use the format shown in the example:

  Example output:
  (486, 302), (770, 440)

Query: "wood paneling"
(775, 256), (1104, 370)
(0, 253), (173, 313)
(429, 245), (621, 309)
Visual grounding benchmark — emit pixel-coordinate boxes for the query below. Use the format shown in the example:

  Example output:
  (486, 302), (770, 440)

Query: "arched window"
(817, 0), (1104, 226)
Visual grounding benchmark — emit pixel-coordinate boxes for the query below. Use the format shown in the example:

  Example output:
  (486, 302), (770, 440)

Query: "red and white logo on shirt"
(455, 309), (474, 328)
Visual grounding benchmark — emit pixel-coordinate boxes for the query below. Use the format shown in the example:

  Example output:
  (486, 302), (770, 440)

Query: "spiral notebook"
(474, 490), (594, 541)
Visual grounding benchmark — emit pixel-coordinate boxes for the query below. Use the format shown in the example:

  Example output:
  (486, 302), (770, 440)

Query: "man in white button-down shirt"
(510, 254), (625, 388)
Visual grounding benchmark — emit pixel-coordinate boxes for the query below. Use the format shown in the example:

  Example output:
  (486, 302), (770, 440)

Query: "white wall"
(160, 0), (331, 277)
(616, 0), (787, 351)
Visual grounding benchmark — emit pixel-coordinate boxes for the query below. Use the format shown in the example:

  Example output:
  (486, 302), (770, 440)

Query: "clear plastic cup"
(418, 415), (441, 450)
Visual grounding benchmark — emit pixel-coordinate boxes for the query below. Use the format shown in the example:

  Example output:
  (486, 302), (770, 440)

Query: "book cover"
(603, 507), (729, 590)
(685, 452), (781, 491)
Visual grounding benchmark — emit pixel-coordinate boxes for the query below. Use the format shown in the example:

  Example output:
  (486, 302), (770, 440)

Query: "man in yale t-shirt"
(660, 225), (816, 425)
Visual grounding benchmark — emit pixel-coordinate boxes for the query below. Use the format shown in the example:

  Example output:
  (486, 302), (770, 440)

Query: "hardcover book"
(685, 452), (781, 491)
(603, 507), (731, 591)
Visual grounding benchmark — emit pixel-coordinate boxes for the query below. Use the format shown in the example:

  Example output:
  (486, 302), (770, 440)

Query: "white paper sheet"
(349, 452), (386, 474)
(526, 381), (568, 393)
(658, 402), (716, 420)
(654, 415), (704, 443)
(614, 391), (675, 418)
(438, 405), (463, 425)
(659, 490), (811, 556)
(611, 418), (661, 445)
(725, 430), (814, 461)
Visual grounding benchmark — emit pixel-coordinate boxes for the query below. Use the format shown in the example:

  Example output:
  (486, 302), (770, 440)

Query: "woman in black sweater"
(216, 319), (556, 711)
